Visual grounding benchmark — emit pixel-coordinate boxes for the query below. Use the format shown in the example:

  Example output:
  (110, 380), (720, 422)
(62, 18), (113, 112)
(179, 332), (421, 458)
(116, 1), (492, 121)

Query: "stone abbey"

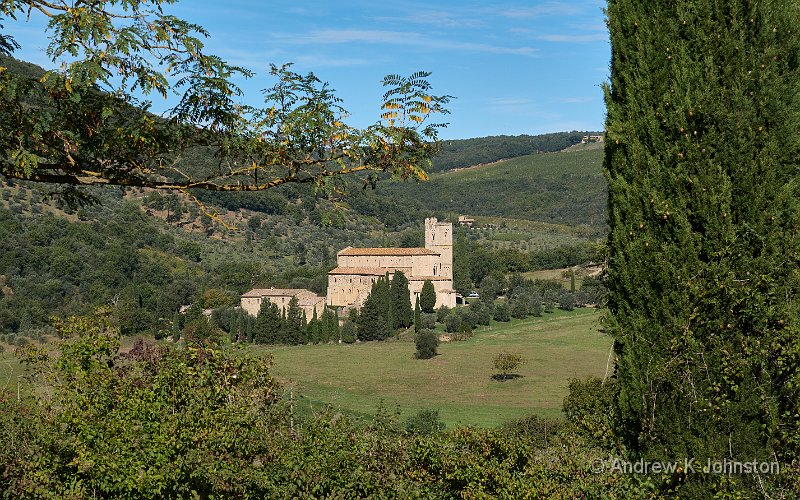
(242, 218), (456, 320)
(326, 218), (456, 310)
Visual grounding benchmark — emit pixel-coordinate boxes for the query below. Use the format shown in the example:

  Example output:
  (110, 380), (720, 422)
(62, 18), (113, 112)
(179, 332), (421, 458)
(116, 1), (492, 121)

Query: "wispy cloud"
(557, 97), (593, 104)
(490, 98), (532, 107)
(294, 55), (372, 68)
(500, 2), (582, 18)
(374, 11), (485, 29)
(288, 29), (538, 56)
(538, 33), (608, 43)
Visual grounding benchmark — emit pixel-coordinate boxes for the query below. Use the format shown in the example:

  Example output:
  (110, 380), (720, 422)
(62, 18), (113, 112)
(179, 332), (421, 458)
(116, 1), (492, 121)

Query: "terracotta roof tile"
(328, 267), (393, 276)
(338, 247), (439, 256)
(242, 288), (318, 299)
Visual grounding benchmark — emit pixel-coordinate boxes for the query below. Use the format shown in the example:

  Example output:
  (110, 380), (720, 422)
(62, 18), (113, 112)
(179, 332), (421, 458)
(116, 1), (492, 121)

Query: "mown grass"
(261, 308), (612, 428)
(0, 310), (613, 428)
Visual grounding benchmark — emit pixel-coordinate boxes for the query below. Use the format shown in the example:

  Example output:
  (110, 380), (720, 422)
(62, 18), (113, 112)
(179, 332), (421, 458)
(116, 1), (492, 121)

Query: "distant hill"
(378, 147), (607, 237)
(431, 132), (601, 173)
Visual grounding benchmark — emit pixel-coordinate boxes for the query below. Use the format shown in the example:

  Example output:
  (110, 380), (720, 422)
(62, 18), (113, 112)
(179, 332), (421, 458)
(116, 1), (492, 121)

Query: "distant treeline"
(453, 235), (605, 295)
(431, 131), (599, 172)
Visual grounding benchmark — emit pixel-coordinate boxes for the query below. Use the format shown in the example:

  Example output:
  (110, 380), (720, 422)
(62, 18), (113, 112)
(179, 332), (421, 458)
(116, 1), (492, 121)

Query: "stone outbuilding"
(241, 288), (325, 323)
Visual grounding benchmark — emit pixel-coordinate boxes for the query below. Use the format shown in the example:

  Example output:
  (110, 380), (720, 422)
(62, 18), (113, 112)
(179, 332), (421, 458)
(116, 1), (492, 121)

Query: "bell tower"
(424, 217), (452, 279)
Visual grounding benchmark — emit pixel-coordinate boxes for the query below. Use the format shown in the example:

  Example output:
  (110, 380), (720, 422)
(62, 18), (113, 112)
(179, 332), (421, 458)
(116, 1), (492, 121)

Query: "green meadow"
(263, 308), (612, 428)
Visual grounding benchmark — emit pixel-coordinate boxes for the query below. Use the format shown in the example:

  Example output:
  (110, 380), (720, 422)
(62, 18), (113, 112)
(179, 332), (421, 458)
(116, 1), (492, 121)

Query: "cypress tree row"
(606, 0), (800, 476)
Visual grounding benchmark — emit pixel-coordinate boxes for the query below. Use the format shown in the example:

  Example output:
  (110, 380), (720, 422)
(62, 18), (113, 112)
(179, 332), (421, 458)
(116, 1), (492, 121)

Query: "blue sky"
(5, 0), (609, 139)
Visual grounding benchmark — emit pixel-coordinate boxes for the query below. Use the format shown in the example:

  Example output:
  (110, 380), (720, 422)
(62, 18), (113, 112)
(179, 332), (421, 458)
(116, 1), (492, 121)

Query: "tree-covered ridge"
(431, 131), (599, 173)
(380, 147), (607, 236)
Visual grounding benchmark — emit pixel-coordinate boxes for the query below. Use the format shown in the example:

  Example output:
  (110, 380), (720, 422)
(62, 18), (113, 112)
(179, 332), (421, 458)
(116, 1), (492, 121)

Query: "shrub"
(562, 377), (617, 449)
(451, 322), (473, 341)
(435, 305), (450, 323)
(405, 409), (445, 435)
(419, 312), (437, 330)
(492, 301), (510, 322)
(340, 320), (356, 343)
(444, 312), (461, 334)
(414, 329), (438, 359)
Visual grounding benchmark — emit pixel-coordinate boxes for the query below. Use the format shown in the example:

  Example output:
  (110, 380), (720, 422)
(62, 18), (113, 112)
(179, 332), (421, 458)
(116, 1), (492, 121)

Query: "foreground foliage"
(2, 312), (796, 497)
(605, 0), (800, 494)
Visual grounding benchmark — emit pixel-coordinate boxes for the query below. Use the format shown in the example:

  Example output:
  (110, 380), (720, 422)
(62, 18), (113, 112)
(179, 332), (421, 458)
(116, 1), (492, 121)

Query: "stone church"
(326, 218), (457, 310)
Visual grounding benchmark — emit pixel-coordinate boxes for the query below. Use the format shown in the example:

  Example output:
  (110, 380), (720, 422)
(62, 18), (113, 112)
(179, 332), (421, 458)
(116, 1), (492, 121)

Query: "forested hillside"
(430, 132), (598, 172)
(380, 147), (607, 237)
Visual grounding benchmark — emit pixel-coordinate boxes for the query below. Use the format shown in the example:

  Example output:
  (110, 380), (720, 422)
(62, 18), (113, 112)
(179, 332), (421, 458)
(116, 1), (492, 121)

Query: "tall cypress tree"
(390, 270), (413, 328)
(357, 277), (391, 341)
(606, 0), (800, 473)
(254, 300), (282, 344)
(414, 296), (422, 333)
(420, 280), (437, 314)
(284, 297), (306, 345)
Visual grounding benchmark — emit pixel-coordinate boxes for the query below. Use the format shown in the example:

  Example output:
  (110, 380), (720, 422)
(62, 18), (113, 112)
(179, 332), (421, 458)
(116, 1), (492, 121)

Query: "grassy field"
(0, 309), (612, 428)
(262, 308), (612, 428)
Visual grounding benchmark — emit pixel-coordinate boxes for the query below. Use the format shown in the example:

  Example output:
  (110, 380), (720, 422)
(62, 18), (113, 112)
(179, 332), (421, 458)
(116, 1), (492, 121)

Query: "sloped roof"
(408, 276), (451, 282)
(242, 288), (318, 299)
(328, 267), (393, 276)
(338, 247), (439, 257)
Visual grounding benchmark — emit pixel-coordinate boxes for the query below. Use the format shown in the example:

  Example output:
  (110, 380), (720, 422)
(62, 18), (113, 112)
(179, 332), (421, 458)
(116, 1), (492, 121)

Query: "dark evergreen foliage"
(414, 329), (439, 359)
(606, 0), (800, 478)
(283, 297), (306, 345)
(390, 271), (413, 328)
(254, 300), (282, 344)
(357, 277), (392, 341)
(419, 280), (436, 313)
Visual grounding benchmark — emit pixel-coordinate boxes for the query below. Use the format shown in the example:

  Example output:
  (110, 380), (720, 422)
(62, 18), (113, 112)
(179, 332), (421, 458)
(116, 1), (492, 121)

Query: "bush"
(562, 377), (617, 449)
(492, 301), (510, 322)
(444, 312), (461, 333)
(414, 329), (438, 359)
(451, 322), (473, 341)
(340, 320), (356, 343)
(419, 312), (437, 330)
(435, 305), (450, 323)
(405, 409), (445, 435)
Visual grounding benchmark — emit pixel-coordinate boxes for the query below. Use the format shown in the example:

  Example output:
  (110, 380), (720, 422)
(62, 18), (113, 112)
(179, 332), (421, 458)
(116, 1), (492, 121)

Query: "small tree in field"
(414, 329), (439, 359)
(492, 351), (525, 381)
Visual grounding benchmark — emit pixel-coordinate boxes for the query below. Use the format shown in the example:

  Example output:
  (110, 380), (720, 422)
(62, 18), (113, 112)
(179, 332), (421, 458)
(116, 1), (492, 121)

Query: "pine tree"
(254, 300), (282, 344)
(308, 308), (320, 344)
(414, 296), (422, 333)
(606, 0), (800, 472)
(420, 280), (436, 314)
(357, 278), (391, 341)
(284, 297), (306, 345)
(390, 270), (413, 328)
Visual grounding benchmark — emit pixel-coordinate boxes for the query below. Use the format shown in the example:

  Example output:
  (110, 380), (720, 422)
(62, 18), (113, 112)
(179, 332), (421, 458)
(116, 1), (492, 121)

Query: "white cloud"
(500, 2), (582, 18)
(537, 33), (608, 43)
(490, 98), (532, 106)
(288, 29), (538, 56)
(557, 97), (593, 104)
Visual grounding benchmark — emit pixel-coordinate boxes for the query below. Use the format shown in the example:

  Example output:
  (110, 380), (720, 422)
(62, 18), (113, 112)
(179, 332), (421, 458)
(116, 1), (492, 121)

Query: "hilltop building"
(457, 215), (475, 228)
(241, 288), (325, 323)
(327, 218), (457, 310)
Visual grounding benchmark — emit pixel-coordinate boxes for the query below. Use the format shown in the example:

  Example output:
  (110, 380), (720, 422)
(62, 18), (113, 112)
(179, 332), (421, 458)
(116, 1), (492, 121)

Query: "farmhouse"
(327, 218), (457, 310)
(241, 288), (325, 323)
